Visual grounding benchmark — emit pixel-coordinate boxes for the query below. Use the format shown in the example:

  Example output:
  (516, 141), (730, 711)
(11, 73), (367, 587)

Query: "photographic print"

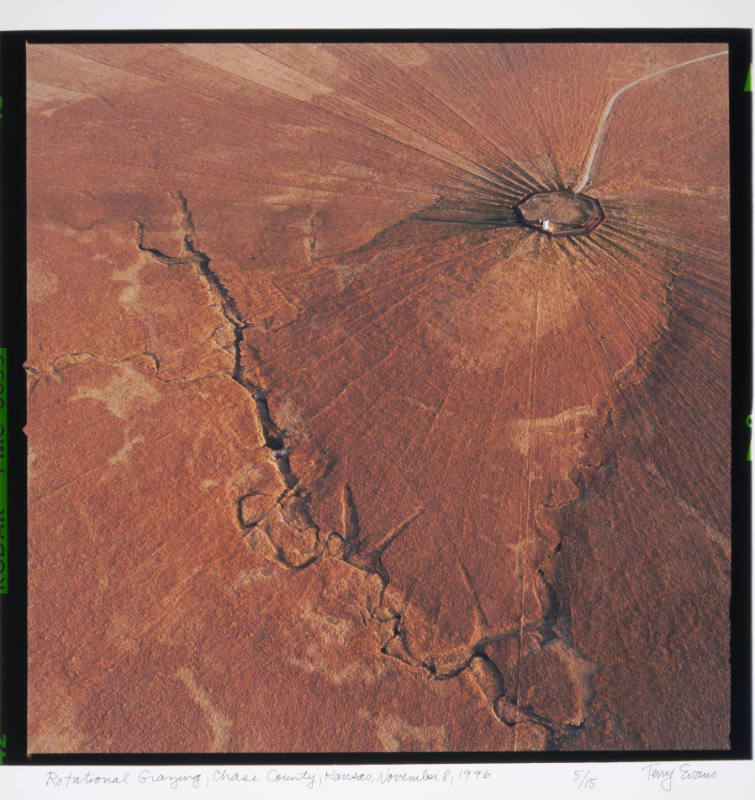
(22, 37), (741, 754)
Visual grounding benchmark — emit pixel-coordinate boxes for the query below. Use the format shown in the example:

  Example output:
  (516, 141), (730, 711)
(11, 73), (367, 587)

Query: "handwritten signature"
(641, 763), (717, 792)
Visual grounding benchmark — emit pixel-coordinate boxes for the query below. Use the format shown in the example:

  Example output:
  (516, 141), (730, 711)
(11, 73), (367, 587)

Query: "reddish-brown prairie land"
(27, 42), (730, 752)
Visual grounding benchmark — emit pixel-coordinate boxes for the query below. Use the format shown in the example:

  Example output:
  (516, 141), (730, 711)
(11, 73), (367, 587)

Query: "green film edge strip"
(0, 347), (6, 594)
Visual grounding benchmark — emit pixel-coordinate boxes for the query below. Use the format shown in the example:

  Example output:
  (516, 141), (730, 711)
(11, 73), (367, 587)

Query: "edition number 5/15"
(573, 769), (596, 790)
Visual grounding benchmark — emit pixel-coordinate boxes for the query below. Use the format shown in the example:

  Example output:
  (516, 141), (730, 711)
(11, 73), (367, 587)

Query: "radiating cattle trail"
(574, 49), (727, 193)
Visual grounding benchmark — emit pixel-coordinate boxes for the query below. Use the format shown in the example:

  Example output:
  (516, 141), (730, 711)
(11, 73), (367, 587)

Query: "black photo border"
(0, 26), (751, 766)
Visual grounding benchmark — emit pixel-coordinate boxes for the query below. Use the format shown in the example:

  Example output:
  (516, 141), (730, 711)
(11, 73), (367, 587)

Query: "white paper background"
(0, 0), (751, 30)
(1, 2), (753, 798)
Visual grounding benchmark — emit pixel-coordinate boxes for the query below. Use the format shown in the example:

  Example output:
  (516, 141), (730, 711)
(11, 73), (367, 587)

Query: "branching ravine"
(136, 191), (600, 745)
(135, 200), (319, 570)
